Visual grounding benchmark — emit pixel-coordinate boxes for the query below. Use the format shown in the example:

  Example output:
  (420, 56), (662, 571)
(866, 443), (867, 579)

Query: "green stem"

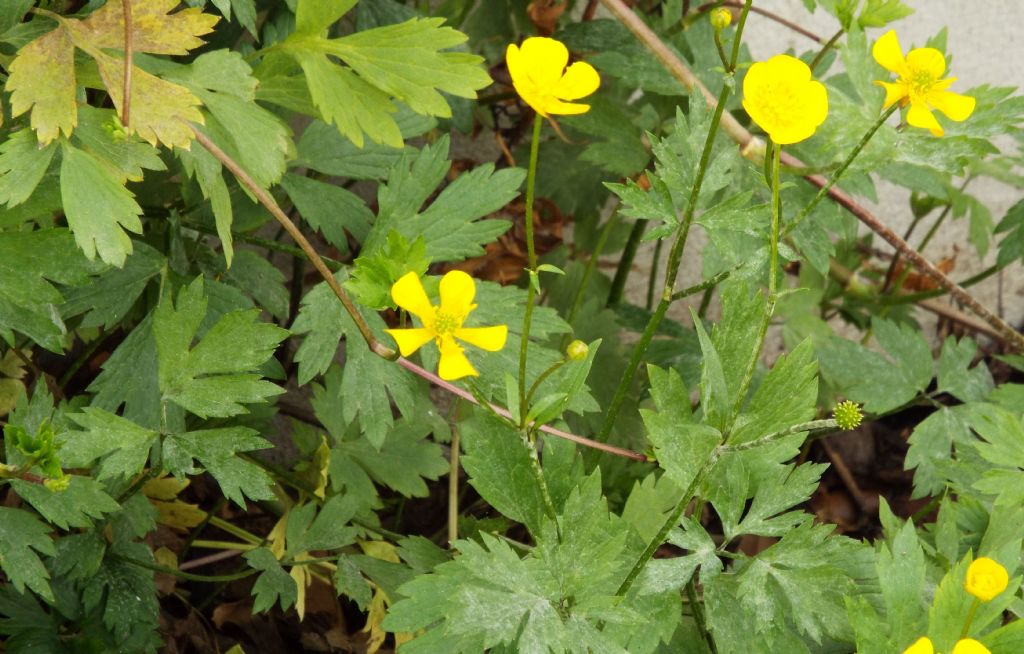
(875, 262), (1005, 305)
(672, 265), (738, 302)
(784, 104), (898, 238)
(646, 238), (664, 310)
(524, 359), (568, 421)
(111, 553), (258, 583)
(724, 419), (838, 452)
(190, 539), (258, 551)
(960, 598), (980, 639)
(686, 576), (716, 653)
(597, 0), (751, 444)
(606, 219), (646, 307)
(208, 516), (263, 545)
(518, 114), (544, 422)
(808, 28), (844, 72)
(448, 424), (461, 546)
(768, 140), (782, 297)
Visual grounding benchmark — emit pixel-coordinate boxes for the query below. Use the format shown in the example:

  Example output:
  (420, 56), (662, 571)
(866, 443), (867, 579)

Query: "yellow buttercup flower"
(742, 54), (828, 145)
(872, 30), (975, 137)
(506, 37), (600, 117)
(385, 271), (507, 381)
(902, 637), (934, 654)
(964, 557), (1009, 602)
(952, 639), (991, 654)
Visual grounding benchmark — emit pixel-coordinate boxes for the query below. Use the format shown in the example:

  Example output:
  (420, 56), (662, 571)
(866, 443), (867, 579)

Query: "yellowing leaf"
(152, 499), (207, 531)
(6, 27), (77, 144)
(289, 556), (313, 621)
(89, 50), (204, 149)
(143, 475), (190, 501)
(6, 2), (217, 147)
(73, 0), (218, 55)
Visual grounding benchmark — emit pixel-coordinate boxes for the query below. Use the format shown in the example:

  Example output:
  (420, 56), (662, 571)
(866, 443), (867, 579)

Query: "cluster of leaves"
(0, 1), (1021, 653)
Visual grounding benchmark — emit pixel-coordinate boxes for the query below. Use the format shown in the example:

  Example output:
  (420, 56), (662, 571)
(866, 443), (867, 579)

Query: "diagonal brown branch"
(121, 0), (133, 127)
(188, 124), (650, 463)
(599, 0), (1024, 351)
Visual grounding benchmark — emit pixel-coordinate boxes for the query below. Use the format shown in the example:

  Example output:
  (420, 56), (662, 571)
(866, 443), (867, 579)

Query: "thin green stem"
(725, 419), (838, 452)
(960, 598), (980, 639)
(448, 424), (461, 547)
(672, 265), (738, 302)
(208, 516), (263, 545)
(768, 140), (782, 297)
(784, 104), (898, 238)
(598, 0), (751, 444)
(518, 114), (544, 422)
(875, 262), (1004, 305)
(809, 28), (844, 72)
(190, 539), (258, 551)
(111, 553), (257, 583)
(607, 219), (646, 307)
(646, 238), (664, 310)
(524, 359), (568, 421)
(686, 577), (716, 653)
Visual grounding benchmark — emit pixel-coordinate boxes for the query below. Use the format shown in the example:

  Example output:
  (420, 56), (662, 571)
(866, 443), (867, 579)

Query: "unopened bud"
(710, 7), (732, 30)
(833, 400), (863, 430)
(566, 339), (589, 361)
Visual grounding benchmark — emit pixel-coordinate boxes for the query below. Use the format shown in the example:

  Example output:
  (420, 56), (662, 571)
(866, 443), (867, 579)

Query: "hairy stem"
(607, 219), (645, 307)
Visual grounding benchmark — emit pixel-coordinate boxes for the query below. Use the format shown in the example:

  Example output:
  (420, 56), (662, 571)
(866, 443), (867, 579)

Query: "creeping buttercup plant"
(0, 1), (1021, 652)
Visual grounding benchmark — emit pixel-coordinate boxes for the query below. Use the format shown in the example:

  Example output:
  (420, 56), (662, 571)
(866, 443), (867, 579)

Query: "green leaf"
(0, 129), (57, 207)
(208, 0), (258, 35)
(279, 15), (490, 147)
(61, 408), (158, 480)
(460, 412), (549, 538)
(363, 136), (523, 263)
(876, 513), (927, 649)
(346, 231), (429, 310)
(11, 476), (120, 530)
(936, 336), (993, 402)
(968, 404), (1024, 508)
(59, 141), (144, 266)
(335, 417), (448, 498)
(164, 427), (275, 506)
(281, 173), (373, 254)
(245, 547), (298, 613)
(286, 495), (360, 555)
(0, 228), (95, 352)
(642, 365), (721, 491)
(818, 318), (933, 413)
(154, 277), (288, 418)
(292, 273), (418, 446)
(995, 199), (1024, 268)
(857, 0), (914, 27)
(295, 0), (358, 36)
(210, 248), (290, 322)
(637, 517), (722, 594)
(691, 309), (730, 431)
(61, 240), (165, 330)
(905, 405), (973, 498)
(0, 507), (55, 601)
(87, 314), (162, 429)
(0, 0), (34, 33)
(729, 339), (818, 445)
(81, 540), (160, 644)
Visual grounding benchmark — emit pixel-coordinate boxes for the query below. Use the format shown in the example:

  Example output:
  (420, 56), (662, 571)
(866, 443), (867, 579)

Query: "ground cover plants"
(0, 0), (1022, 652)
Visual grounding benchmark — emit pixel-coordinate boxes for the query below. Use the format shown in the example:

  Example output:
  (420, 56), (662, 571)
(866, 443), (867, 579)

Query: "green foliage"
(0, 0), (1020, 650)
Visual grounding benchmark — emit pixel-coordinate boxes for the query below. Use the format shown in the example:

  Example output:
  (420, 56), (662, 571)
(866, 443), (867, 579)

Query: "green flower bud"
(44, 475), (71, 492)
(566, 339), (589, 361)
(833, 400), (863, 430)
(710, 7), (732, 30)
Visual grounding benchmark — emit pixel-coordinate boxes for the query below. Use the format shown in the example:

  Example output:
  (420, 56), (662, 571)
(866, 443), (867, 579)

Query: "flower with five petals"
(964, 557), (1009, 602)
(506, 37), (600, 116)
(385, 271), (507, 381)
(872, 30), (975, 137)
(742, 54), (829, 145)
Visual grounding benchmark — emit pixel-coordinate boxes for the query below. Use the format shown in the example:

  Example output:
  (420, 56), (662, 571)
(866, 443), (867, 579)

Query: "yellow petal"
(438, 270), (477, 319)
(872, 30), (907, 75)
(906, 47), (946, 80)
(385, 327), (435, 357)
(437, 336), (477, 380)
(902, 637), (934, 654)
(518, 37), (569, 89)
(553, 61), (600, 101)
(455, 325), (508, 352)
(800, 79), (829, 129)
(540, 99), (591, 115)
(764, 54), (812, 83)
(907, 99), (944, 136)
(951, 639), (991, 654)
(875, 80), (909, 109)
(506, 43), (524, 87)
(515, 88), (552, 117)
(770, 122), (817, 146)
(391, 272), (435, 322)
(928, 89), (976, 122)
(964, 557), (1009, 601)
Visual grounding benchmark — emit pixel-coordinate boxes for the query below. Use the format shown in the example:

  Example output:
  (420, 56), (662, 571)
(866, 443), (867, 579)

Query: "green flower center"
(909, 69), (937, 96)
(433, 311), (460, 336)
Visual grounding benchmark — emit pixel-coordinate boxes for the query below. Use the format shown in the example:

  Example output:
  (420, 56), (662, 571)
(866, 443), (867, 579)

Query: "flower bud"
(964, 557), (1009, 602)
(710, 7), (732, 30)
(833, 400), (863, 430)
(566, 340), (589, 361)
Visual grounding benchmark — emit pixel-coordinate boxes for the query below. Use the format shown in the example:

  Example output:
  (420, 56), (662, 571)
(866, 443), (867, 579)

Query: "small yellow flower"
(742, 54), (828, 145)
(902, 637), (934, 654)
(964, 557), (1009, 602)
(952, 639), (991, 654)
(833, 400), (863, 430)
(385, 271), (507, 381)
(872, 30), (975, 137)
(506, 37), (600, 117)
(710, 7), (732, 30)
